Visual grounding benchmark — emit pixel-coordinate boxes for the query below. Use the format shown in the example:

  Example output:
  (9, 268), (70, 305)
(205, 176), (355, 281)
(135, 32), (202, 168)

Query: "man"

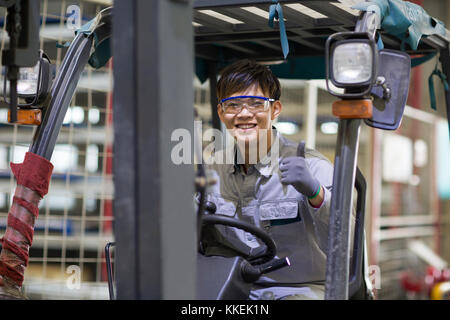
(203, 59), (334, 300)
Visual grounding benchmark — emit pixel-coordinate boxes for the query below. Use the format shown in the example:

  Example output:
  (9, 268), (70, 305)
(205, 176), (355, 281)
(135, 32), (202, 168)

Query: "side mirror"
(364, 49), (411, 130)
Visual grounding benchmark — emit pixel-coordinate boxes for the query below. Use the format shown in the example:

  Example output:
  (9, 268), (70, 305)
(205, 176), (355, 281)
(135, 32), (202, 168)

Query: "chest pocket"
(208, 194), (237, 217)
(259, 199), (301, 226)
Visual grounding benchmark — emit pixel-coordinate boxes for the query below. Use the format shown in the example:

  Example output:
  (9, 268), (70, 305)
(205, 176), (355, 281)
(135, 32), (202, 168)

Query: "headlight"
(3, 50), (54, 107)
(17, 63), (40, 96)
(332, 42), (373, 85)
(326, 32), (377, 98)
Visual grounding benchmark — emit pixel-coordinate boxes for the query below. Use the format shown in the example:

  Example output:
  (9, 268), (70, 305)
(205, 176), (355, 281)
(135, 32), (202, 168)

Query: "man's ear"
(271, 101), (282, 120)
(217, 104), (224, 122)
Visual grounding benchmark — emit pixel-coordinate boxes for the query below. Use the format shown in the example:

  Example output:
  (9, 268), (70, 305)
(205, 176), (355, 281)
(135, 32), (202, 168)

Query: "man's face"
(217, 85), (282, 146)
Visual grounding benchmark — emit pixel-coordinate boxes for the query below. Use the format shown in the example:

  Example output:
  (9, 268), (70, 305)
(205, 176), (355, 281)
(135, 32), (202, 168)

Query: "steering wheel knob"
(205, 201), (217, 214)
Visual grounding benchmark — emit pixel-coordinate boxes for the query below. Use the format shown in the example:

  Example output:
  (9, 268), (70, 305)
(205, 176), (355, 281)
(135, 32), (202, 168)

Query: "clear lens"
(17, 61), (40, 95)
(222, 97), (269, 114)
(332, 42), (372, 84)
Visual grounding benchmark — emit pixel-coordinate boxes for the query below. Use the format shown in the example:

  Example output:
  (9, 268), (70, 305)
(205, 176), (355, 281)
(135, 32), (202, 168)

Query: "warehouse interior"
(0, 0), (448, 300)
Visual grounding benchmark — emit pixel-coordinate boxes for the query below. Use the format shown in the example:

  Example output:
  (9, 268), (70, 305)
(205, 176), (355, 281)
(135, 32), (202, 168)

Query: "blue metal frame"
(220, 95), (274, 102)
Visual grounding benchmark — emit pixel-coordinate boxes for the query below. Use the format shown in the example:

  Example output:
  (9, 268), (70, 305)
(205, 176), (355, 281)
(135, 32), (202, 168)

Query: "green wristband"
(308, 185), (321, 200)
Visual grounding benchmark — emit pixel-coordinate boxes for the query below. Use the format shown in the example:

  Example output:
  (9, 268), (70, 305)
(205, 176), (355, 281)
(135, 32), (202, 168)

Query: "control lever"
(240, 257), (290, 283)
(204, 201), (217, 214)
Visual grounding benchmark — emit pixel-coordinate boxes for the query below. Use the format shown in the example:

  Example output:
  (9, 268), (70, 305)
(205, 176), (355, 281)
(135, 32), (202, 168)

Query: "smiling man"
(204, 59), (335, 300)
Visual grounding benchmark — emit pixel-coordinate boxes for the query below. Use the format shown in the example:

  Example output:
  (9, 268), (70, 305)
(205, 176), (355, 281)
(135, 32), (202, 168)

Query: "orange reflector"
(8, 109), (42, 125)
(332, 99), (373, 119)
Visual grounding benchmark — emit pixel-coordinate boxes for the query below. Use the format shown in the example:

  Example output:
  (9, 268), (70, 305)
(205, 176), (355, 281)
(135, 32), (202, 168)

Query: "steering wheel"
(200, 202), (277, 265)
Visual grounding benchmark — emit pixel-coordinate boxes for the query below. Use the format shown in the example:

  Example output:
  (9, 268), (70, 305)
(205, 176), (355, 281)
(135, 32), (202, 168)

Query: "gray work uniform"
(203, 131), (334, 300)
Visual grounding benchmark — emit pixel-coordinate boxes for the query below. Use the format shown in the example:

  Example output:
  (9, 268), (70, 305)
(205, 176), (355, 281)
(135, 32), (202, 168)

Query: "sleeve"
(306, 157), (333, 224)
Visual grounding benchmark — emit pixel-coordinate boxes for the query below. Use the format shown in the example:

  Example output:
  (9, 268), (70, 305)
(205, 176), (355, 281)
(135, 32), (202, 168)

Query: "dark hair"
(216, 59), (281, 101)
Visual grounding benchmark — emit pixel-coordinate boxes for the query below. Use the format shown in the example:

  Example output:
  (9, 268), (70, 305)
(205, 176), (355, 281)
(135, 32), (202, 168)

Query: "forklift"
(107, 0), (450, 300)
(2, 0), (448, 301)
(186, 0), (450, 300)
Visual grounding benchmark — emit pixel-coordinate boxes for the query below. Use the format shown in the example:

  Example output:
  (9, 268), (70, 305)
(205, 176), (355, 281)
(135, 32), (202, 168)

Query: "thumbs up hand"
(279, 141), (321, 198)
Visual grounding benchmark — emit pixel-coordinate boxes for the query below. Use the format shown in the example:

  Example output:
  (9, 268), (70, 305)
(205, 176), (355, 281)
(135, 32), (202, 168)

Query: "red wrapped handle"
(0, 152), (53, 293)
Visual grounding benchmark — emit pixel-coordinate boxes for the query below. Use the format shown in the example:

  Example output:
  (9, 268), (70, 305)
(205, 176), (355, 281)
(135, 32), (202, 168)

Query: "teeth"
(237, 124), (256, 129)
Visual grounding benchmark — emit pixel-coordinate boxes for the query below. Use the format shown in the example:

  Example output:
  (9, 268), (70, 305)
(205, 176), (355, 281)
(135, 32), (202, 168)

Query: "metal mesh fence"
(0, 0), (113, 299)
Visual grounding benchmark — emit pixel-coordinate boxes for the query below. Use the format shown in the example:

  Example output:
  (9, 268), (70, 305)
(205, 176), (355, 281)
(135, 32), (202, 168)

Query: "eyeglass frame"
(219, 95), (276, 114)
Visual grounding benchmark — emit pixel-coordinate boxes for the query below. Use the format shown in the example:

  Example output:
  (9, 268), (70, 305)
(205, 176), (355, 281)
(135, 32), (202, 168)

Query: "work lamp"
(17, 64), (40, 98)
(326, 32), (377, 98)
(3, 50), (54, 107)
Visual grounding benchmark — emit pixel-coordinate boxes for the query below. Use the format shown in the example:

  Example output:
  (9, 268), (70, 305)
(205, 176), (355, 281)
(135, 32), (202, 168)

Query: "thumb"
(297, 140), (306, 158)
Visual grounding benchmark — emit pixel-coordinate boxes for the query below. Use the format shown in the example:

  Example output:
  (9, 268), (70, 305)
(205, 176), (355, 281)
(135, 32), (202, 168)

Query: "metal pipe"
(105, 242), (116, 300)
(324, 10), (374, 300)
(324, 118), (361, 299)
(29, 33), (93, 160)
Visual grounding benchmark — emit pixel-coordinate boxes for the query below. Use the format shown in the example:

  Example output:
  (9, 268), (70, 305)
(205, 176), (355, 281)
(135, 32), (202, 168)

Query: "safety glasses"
(220, 95), (275, 114)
